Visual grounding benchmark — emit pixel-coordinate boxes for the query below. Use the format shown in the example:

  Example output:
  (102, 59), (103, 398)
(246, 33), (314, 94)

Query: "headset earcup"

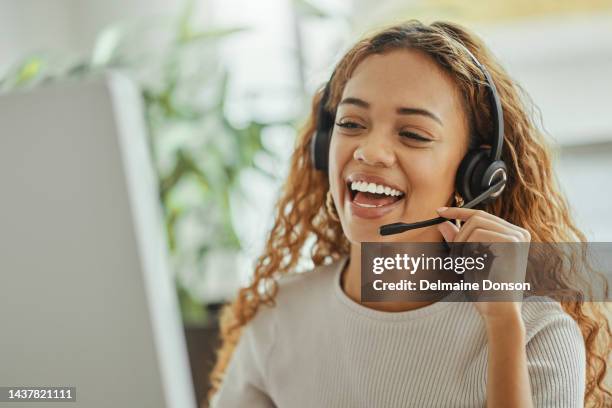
(479, 159), (508, 202)
(311, 84), (335, 171)
(456, 149), (489, 202)
(310, 129), (331, 171)
(456, 148), (508, 204)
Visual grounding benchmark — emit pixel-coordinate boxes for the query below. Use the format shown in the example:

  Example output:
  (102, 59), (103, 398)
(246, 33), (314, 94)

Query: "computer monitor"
(0, 73), (196, 408)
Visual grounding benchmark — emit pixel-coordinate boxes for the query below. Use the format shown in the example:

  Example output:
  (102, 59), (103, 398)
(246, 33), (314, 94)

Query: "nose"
(353, 133), (396, 168)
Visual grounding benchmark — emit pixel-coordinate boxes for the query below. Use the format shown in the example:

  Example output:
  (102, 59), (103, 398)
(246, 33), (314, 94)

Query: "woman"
(208, 20), (611, 407)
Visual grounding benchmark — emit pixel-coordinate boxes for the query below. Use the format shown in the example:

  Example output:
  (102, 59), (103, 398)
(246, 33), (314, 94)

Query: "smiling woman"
(209, 20), (611, 408)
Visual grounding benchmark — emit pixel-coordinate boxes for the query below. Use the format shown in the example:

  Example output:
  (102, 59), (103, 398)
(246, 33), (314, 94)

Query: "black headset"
(310, 44), (508, 235)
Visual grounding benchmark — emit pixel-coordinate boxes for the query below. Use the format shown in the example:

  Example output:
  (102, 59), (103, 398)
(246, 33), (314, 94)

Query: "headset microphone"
(378, 178), (506, 236)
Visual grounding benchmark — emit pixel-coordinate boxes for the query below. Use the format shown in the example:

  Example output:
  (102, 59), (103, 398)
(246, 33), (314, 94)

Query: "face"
(328, 49), (470, 244)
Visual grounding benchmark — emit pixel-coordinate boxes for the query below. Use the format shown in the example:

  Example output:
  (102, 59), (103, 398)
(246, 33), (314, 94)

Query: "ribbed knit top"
(212, 256), (586, 407)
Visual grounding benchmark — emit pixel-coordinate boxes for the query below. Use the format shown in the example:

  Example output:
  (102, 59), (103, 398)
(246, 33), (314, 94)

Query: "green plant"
(0, 1), (290, 325)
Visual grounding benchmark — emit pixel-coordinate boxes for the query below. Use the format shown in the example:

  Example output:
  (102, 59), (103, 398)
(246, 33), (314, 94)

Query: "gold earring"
(326, 190), (340, 222)
(453, 192), (464, 228)
(454, 192), (464, 207)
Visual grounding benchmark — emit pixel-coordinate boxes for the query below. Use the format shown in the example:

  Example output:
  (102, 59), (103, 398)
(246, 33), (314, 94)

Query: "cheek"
(400, 149), (461, 191)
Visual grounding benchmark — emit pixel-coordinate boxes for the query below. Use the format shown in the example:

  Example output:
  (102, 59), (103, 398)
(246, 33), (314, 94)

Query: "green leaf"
(15, 57), (45, 86)
(179, 26), (249, 45)
(293, 0), (329, 18)
(177, 0), (196, 40)
(160, 150), (210, 196)
(92, 25), (124, 66)
(66, 61), (94, 77)
(177, 284), (208, 325)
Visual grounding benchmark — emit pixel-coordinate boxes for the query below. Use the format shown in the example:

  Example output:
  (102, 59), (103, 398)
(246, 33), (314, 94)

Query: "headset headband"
(460, 46), (504, 161)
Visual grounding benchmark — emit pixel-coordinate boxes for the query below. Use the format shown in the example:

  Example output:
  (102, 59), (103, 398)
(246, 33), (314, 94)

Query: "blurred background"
(2, 0), (611, 405)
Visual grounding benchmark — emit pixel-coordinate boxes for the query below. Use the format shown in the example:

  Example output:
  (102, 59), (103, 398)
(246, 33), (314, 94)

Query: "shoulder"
(521, 296), (584, 346)
(252, 258), (343, 325)
(233, 258), (343, 375)
(274, 259), (342, 303)
(241, 257), (344, 339)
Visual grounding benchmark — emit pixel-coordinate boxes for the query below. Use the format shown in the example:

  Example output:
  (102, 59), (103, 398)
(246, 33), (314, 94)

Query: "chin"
(341, 218), (396, 243)
(341, 216), (437, 244)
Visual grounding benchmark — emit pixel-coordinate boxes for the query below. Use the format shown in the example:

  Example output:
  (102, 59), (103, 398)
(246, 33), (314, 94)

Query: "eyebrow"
(338, 97), (444, 126)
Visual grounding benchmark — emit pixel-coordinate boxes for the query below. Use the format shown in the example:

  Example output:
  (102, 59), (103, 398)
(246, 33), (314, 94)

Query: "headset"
(310, 42), (508, 236)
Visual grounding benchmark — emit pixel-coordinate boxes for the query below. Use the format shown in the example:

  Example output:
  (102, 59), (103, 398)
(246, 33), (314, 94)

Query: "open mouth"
(347, 179), (406, 208)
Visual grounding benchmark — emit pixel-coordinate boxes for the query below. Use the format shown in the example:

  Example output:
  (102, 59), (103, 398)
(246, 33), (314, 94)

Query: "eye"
(335, 120), (365, 130)
(399, 131), (432, 142)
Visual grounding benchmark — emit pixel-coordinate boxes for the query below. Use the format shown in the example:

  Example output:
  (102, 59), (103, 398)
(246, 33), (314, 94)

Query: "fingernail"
(436, 207), (448, 213)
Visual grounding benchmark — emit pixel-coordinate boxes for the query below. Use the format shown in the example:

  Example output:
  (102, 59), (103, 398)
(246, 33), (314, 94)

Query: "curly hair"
(208, 20), (611, 407)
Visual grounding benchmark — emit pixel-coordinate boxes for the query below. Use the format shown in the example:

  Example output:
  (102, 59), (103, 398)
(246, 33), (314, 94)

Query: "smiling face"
(328, 49), (471, 243)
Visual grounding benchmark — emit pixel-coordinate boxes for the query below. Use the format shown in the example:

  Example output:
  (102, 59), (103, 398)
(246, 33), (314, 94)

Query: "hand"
(435, 206), (531, 323)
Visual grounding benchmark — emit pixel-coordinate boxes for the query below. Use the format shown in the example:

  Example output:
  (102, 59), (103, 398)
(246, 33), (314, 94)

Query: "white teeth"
(349, 180), (404, 197)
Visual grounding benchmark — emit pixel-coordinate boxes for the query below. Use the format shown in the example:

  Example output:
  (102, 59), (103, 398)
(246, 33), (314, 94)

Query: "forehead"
(340, 49), (464, 117)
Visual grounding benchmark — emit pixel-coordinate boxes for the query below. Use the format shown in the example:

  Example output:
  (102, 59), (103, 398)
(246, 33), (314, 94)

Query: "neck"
(342, 233), (454, 313)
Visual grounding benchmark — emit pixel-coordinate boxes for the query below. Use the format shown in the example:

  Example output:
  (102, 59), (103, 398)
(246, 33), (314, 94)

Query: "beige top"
(212, 256), (586, 407)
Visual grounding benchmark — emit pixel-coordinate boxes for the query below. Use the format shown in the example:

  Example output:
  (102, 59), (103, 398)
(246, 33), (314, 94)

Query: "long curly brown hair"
(208, 20), (611, 406)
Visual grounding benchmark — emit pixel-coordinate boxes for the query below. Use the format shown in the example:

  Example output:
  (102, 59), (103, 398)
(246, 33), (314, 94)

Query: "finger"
(469, 210), (527, 234)
(468, 228), (520, 243)
(460, 228), (518, 271)
(454, 215), (524, 243)
(437, 220), (459, 243)
(439, 221), (463, 261)
(436, 206), (478, 221)
(438, 206), (529, 237)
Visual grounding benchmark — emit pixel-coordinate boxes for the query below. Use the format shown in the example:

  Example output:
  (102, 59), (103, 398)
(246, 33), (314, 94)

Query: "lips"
(345, 174), (406, 219)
